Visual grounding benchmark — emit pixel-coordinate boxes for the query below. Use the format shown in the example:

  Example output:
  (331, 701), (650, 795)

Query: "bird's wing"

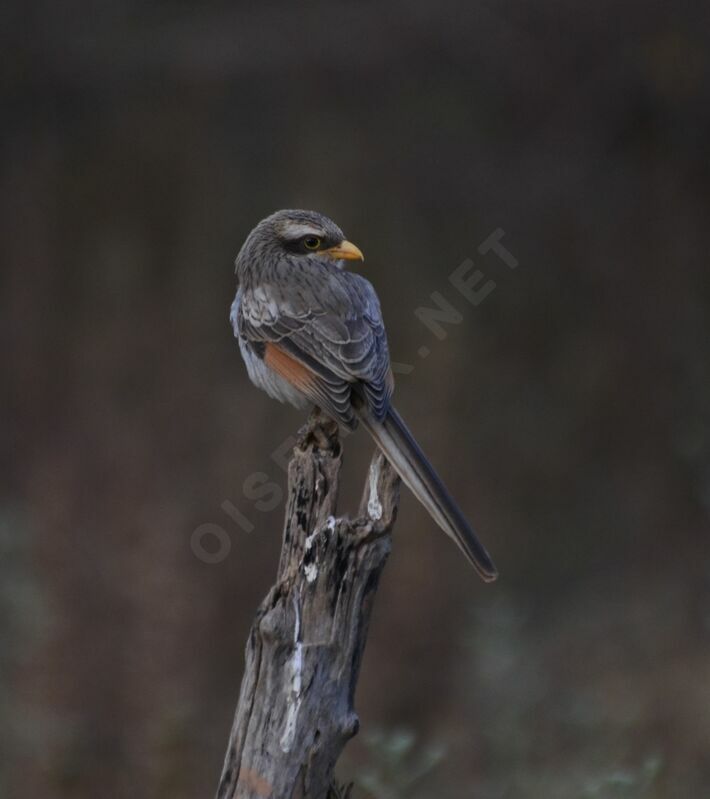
(238, 266), (393, 426)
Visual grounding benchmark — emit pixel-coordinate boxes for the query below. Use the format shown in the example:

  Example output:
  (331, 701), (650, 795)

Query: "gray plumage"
(231, 209), (497, 581)
(234, 210), (392, 427)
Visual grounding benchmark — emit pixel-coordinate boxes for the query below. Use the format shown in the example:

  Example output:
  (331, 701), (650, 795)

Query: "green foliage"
(584, 757), (663, 798)
(354, 728), (446, 799)
(328, 780), (353, 799)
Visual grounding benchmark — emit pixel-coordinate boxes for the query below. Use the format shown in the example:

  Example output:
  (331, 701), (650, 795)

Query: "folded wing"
(237, 264), (393, 427)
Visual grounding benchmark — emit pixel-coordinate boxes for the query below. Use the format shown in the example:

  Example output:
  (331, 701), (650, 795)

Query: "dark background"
(3, 2), (710, 797)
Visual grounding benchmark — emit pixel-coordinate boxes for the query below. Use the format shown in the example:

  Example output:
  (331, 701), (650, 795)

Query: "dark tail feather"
(358, 405), (498, 582)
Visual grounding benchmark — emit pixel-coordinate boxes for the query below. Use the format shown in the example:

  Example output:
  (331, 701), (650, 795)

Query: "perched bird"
(231, 210), (497, 581)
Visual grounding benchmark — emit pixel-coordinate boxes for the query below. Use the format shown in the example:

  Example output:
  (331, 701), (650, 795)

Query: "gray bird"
(231, 209), (497, 581)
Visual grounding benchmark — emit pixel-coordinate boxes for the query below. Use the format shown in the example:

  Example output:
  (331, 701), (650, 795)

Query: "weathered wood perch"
(216, 410), (401, 799)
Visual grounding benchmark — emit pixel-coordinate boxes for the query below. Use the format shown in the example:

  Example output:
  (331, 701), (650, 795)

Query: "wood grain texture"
(216, 410), (400, 799)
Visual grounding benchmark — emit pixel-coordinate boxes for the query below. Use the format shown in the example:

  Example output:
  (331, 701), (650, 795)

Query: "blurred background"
(3, 1), (710, 797)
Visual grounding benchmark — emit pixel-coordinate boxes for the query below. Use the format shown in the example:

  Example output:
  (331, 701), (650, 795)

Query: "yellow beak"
(324, 240), (364, 262)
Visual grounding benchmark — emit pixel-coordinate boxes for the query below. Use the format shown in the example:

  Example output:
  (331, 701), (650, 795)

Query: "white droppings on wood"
(280, 594), (304, 753)
(303, 517), (337, 583)
(367, 458), (383, 520)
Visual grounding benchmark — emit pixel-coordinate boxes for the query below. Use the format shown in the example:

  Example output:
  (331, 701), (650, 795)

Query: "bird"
(230, 209), (497, 581)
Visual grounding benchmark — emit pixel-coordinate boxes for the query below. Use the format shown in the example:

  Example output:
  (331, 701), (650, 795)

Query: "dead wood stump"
(216, 410), (401, 799)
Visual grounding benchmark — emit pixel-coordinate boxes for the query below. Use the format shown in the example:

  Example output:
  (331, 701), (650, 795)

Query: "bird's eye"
(303, 236), (321, 250)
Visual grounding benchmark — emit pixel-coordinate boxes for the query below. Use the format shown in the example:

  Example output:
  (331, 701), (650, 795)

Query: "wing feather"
(236, 263), (393, 426)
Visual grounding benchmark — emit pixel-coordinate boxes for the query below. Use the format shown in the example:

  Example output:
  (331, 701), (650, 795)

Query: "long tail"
(358, 405), (498, 582)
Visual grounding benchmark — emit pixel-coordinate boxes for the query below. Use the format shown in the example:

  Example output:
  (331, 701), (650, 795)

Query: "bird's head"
(235, 209), (364, 278)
